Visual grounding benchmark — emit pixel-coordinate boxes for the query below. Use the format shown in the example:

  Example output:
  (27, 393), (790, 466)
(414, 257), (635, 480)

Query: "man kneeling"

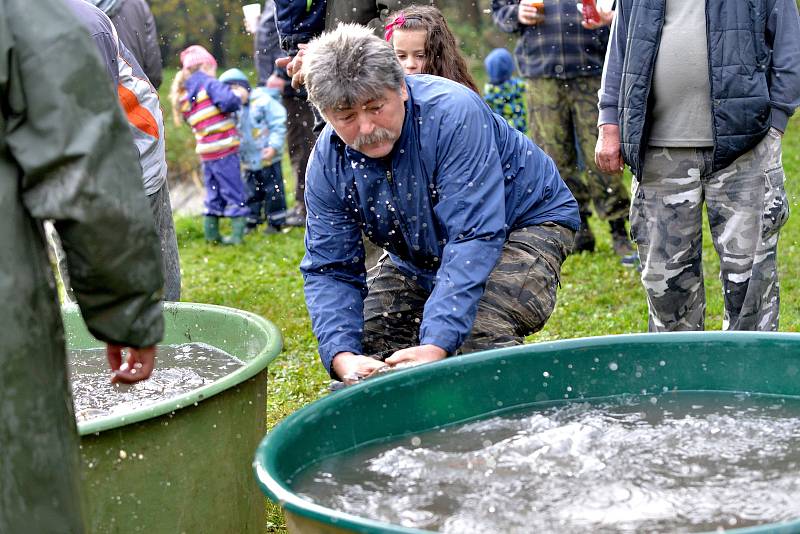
(300, 24), (580, 385)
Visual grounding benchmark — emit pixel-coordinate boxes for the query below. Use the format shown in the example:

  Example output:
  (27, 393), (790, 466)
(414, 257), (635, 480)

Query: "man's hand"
(106, 344), (156, 384)
(581, 4), (614, 29)
(275, 44), (308, 89)
(518, 1), (544, 26)
(385, 344), (447, 367)
(332, 352), (388, 386)
(261, 146), (278, 162)
(595, 123), (625, 174)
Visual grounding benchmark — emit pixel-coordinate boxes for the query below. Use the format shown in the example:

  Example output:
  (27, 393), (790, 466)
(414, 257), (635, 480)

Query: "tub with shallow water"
(254, 332), (800, 534)
(65, 302), (282, 534)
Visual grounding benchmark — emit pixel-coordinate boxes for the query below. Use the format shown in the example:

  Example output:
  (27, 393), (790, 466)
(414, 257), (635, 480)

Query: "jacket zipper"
(704, 0), (718, 171)
(635, 0), (665, 178)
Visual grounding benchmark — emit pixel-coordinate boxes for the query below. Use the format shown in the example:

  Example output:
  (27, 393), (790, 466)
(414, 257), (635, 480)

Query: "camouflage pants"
(526, 76), (629, 220)
(362, 223), (574, 357)
(631, 130), (789, 331)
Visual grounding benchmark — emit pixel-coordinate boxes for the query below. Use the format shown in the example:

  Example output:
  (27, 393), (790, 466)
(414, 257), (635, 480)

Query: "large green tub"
(254, 332), (800, 534)
(65, 302), (282, 534)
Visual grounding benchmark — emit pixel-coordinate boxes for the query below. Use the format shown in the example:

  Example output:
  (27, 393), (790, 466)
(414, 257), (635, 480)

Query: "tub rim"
(254, 331), (800, 534)
(71, 301), (282, 436)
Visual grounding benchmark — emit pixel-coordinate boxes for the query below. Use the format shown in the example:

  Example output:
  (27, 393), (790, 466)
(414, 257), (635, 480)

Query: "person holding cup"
(491, 0), (635, 263)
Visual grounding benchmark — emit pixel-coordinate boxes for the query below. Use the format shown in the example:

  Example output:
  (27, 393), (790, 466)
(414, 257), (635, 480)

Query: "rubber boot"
(609, 217), (634, 257)
(573, 212), (596, 253)
(203, 216), (223, 244)
(222, 217), (247, 245)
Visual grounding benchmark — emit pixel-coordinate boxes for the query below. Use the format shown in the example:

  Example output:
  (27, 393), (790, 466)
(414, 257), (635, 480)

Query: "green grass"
(173, 117), (800, 533)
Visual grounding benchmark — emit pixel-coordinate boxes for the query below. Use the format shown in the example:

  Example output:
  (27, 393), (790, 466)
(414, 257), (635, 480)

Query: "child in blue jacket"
(219, 68), (289, 234)
(483, 48), (527, 134)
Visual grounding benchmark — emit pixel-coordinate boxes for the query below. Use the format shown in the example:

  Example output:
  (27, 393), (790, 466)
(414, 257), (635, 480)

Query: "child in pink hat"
(169, 45), (250, 244)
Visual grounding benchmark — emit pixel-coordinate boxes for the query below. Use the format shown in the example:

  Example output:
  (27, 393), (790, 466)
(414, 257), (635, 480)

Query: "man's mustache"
(353, 128), (395, 150)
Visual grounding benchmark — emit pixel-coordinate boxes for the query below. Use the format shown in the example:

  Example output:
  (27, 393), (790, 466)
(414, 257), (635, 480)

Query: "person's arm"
(595, 2), (626, 173)
(300, 142), (369, 376)
(765, 0), (800, 133)
(137, 0), (163, 89)
(7, 0), (164, 350)
(491, 0), (522, 33)
(415, 98), (507, 357)
(205, 77), (244, 113)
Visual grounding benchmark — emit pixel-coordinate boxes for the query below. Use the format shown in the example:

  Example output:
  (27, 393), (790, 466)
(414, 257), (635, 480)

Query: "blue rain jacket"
(234, 88), (287, 170)
(301, 75), (579, 374)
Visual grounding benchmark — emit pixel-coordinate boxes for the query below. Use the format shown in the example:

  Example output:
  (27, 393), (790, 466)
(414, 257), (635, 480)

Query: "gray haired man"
(299, 24), (579, 384)
(596, 0), (800, 331)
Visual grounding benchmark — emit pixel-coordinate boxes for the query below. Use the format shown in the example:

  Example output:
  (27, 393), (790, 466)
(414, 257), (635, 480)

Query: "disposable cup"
(242, 3), (262, 22)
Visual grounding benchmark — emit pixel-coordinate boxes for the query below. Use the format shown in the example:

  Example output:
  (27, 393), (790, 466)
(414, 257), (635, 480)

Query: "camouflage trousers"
(362, 223), (574, 357)
(526, 76), (629, 220)
(632, 129), (789, 331)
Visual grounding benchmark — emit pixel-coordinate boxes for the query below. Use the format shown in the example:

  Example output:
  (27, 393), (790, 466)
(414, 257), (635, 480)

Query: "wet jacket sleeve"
(276, 0), (327, 54)
(300, 144), (368, 376)
(5, 0), (164, 347)
(766, 0), (800, 132)
(597, 3), (626, 126)
(419, 97), (507, 354)
(491, 0), (522, 33)
(206, 78), (243, 114)
(325, 0), (410, 33)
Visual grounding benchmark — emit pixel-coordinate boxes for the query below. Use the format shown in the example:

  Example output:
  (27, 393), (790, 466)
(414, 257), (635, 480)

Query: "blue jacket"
(301, 75), (579, 375)
(598, 0), (800, 177)
(275, 0), (327, 54)
(234, 88), (287, 170)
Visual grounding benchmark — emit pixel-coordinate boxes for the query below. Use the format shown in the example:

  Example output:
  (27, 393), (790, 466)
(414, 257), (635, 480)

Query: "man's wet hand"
(332, 352), (388, 386)
(106, 344), (156, 384)
(385, 344), (447, 367)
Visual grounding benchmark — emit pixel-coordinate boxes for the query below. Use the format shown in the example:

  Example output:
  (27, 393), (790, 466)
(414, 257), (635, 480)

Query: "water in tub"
(292, 392), (800, 533)
(70, 342), (244, 421)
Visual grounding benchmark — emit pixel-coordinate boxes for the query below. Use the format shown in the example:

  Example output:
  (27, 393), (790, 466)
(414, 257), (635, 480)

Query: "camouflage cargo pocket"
(762, 166), (789, 239)
(629, 177), (648, 246)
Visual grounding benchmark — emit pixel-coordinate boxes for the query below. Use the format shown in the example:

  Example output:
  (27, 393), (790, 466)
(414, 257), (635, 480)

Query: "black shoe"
(263, 224), (281, 235)
(609, 217), (634, 256)
(573, 212), (596, 253)
(573, 226), (596, 253)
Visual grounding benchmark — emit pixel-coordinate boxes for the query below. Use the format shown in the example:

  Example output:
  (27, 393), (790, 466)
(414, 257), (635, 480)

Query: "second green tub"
(65, 302), (282, 534)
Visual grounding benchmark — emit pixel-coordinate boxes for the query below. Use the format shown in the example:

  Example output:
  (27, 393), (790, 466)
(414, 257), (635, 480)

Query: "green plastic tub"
(254, 332), (800, 534)
(65, 302), (282, 534)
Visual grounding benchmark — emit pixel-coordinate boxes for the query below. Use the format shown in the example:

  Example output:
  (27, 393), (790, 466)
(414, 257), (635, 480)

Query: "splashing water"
(70, 342), (244, 421)
(293, 392), (800, 532)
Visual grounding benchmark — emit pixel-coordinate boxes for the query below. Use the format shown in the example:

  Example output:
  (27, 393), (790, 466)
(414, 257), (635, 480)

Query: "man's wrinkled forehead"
(333, 95), (383, 112)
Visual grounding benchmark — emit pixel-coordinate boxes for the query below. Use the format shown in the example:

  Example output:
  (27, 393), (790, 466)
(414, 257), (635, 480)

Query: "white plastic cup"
(243, 3), (262, 33)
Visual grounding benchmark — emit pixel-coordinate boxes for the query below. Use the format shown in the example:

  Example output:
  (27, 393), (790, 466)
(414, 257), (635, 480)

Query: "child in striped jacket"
(169, 45), (250, 244)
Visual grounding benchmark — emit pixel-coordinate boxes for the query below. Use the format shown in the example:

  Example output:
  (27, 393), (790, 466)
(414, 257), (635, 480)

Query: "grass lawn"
(166, 64), (800, 529)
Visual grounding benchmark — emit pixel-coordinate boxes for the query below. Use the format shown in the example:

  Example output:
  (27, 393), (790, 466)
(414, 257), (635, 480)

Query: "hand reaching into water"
(106, 344), (156, 384)
(385, 344), (447, 367)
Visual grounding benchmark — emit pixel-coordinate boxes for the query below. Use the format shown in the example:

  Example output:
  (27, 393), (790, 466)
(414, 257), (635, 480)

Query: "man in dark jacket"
(300, 25), (579, 385)
(88, 0), (163, 88)
(596, 0), (800, 332)
(1, 0), (165, 530)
